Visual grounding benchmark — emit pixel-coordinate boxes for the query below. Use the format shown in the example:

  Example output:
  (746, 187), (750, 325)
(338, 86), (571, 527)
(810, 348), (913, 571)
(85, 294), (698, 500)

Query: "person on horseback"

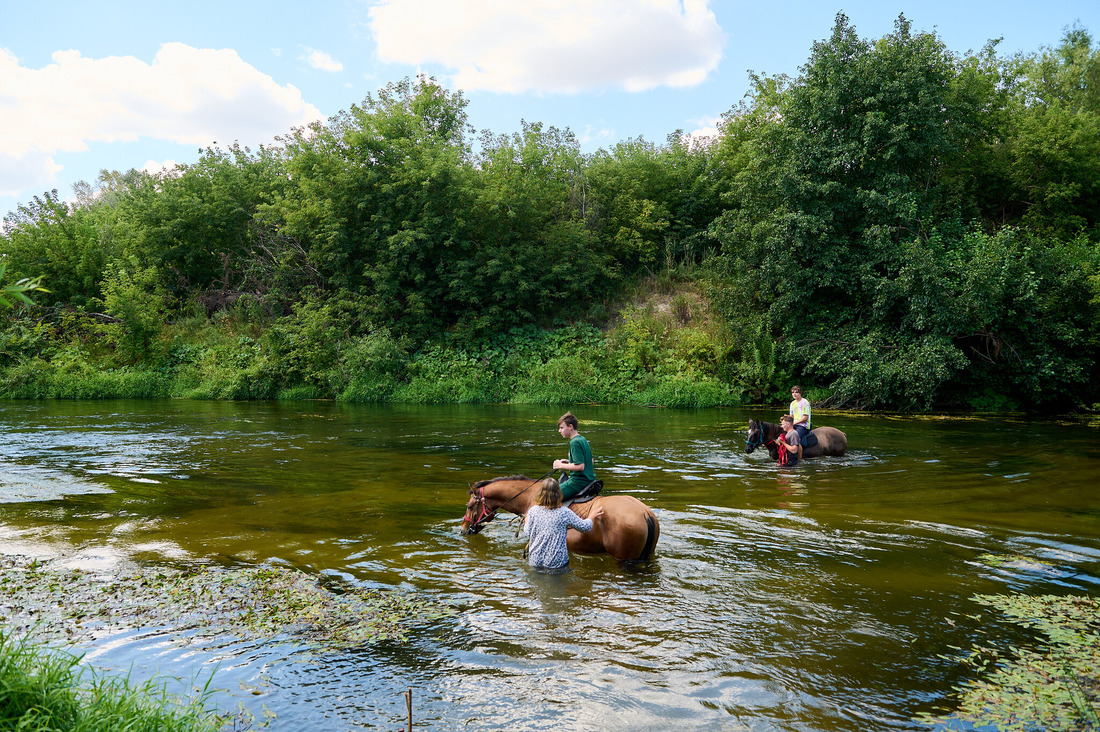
(777, 414), (803, 466)
(553, 411), (596, 501)
(789, 386), (811, 442)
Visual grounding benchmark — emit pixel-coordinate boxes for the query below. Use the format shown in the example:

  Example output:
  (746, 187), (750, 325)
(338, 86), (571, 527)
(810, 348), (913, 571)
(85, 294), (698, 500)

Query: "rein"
(467, 471), (552, 531)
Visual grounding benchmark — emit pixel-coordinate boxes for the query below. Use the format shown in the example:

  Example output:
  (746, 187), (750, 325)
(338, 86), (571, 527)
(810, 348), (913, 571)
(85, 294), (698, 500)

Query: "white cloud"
(0, 149), (62, 198)
(141, 159), (181, 177)
(578, 123), (616, 147)
(367, 0), (724, 94)
(302, 48), (343, 72)
(0, 44), (323, 198)
(685, 115), (720, 143)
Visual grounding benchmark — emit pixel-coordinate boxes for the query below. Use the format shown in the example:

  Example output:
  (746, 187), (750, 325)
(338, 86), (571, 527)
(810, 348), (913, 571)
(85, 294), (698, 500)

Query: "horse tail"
(637, 513), (658, 560)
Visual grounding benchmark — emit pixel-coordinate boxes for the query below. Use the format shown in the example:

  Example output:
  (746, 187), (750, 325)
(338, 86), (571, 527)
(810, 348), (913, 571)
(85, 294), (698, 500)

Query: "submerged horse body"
(461, 475), (659, 562)
(746, 418), (847, 460)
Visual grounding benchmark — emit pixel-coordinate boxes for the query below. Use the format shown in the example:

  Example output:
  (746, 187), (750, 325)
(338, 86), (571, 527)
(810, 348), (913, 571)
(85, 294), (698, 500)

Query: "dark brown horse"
(460, 475), (659, 561)
(745, 419), (847, 460)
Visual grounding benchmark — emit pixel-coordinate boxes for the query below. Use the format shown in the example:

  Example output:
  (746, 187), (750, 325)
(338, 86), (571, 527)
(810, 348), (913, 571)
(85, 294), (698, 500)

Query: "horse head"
(460, 483), (497, 535)
(745, 419), (764, 454)
(460, 476), (537, 536)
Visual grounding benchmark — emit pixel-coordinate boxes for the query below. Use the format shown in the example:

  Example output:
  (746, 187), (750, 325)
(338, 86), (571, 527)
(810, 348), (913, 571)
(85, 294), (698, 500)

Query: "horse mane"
(472, 475), (530, 490)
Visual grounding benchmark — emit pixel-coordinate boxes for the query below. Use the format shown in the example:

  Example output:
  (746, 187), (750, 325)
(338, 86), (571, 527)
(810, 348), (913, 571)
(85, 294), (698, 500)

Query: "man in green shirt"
(553, 411), (596, 500)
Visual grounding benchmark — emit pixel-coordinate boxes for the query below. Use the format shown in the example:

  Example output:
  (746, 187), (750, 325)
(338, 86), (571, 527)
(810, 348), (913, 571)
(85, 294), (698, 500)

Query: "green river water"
(0, 400), (1097, 731)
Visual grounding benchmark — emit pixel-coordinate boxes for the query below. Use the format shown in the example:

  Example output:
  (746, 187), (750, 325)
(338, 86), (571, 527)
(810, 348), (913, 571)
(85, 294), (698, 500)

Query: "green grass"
(0, 631), (221, 732)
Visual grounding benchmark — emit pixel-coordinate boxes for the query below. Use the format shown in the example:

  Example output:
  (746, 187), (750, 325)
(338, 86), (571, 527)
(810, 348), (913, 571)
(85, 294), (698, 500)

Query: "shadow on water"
(1, 400), (1098, 730)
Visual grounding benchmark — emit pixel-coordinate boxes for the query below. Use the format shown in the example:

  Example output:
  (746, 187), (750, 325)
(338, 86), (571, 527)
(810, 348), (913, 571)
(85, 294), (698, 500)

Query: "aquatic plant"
(0, 556), (452, 651)
(919, 594), (1100, 731)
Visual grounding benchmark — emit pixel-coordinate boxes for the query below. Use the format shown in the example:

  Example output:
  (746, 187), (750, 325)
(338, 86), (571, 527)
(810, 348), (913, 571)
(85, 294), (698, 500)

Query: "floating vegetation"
(978, 552), (1057, 572)
(0, 554), (452, 652)
(918, 594), (1100, 731)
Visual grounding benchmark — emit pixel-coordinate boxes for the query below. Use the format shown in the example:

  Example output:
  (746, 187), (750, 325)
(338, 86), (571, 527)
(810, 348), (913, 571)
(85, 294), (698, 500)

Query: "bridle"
(464, 485), (499, 533)
(463, 472), (550, 535)
(745, 421), (779, 453)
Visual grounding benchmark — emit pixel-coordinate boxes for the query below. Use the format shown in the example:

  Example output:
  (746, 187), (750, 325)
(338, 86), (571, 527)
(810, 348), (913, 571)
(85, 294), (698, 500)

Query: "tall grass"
(0, 632), (221, 732)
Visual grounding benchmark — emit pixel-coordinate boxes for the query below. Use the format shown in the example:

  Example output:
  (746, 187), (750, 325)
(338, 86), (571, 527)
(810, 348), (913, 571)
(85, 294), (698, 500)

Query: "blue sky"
(2, 0), (1098, 219)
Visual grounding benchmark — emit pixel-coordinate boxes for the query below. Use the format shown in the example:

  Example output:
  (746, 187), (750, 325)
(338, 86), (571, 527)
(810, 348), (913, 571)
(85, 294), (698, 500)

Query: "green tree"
(1, 190), (107, 308)
(1001, 27), (1100, 237)
(270, 77), (475, 341)
(100, 259), (167, 362)
(587, 134), (724, 277)
(0, 263), (48, 309)
(120, 143), (288, 303)
(460, 121), (604, 335)
(711, 13), (1022, 408)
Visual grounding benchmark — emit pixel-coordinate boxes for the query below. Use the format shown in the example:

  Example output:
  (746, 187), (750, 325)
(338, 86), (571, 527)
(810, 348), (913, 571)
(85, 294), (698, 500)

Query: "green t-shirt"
(566, 434), (595, 483)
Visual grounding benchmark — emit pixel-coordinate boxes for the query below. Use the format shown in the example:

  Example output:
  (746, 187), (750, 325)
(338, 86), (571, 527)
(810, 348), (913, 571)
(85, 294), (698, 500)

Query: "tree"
(1, 190), (107, 308)
(710, 13), (1037, 408)
(119, 143), (288, 303)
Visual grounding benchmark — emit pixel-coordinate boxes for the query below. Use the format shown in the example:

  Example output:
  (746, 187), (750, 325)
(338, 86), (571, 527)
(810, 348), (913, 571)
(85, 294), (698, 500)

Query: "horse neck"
(762, 421), (783, 442)
(487, 480), (535, 515)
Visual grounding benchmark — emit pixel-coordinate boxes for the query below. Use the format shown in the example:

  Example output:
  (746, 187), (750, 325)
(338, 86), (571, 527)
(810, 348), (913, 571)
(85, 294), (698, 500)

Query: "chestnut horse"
(460, 475), (659, 561)
(745, 418), (847, 460)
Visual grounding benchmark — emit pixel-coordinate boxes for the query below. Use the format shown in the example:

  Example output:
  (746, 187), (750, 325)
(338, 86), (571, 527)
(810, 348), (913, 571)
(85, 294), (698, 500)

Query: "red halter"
(466, 486), (498, 530)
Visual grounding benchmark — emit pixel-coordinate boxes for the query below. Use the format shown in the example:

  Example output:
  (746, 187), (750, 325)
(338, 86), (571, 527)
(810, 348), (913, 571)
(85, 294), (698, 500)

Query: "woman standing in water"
(524, 477), (605, 571)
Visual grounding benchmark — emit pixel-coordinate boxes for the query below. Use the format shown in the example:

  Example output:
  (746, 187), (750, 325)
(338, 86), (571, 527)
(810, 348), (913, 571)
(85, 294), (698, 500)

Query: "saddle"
(799, 431), (818, 450)
(563, 479), (604, 508)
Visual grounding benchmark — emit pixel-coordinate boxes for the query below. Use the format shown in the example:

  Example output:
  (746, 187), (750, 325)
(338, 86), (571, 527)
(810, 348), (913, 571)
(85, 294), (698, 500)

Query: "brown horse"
(460, 475), (659, 561)
(745, 419), (847, 460)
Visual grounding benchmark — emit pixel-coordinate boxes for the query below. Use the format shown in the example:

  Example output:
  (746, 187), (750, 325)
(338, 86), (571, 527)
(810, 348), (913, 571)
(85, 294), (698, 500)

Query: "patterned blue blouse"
(523, 505), (594, 569)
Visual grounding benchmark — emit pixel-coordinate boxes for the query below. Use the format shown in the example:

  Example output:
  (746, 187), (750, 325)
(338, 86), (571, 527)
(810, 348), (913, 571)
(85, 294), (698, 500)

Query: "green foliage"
(919, 594), (1100, 731)
(119, 143), (288, 300)
(587, 134), (724, 277)
(0, 263), (49, 309)
(1, 191), (106, 308)
(100, 260), (167, 363)
(710, 13), (1100, 410)
(629, 373), (736, 409)
(0, 632), (220, 732)
(2, 22), (1099, 412)
(337, 329), (410, 402)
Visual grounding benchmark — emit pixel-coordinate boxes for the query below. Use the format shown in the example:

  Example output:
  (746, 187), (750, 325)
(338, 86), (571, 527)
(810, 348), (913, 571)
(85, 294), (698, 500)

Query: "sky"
(2, 0), (1098, 219)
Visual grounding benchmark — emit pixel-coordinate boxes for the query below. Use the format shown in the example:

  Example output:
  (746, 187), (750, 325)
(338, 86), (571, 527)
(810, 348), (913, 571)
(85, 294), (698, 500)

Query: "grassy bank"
(0, 275), (762, 408)
(0, 632), (220, 732)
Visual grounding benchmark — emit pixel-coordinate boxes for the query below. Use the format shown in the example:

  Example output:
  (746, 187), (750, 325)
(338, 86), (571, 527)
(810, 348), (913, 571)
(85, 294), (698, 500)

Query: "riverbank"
(0, 552), (451, 651)
(0, 630), (221, 732)
(0, 275), (755, 409)
(0, 550), (453, 729)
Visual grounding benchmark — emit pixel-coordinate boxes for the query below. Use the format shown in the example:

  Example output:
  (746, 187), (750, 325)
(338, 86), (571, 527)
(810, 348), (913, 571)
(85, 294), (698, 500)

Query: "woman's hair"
(535, 477), (563, 509)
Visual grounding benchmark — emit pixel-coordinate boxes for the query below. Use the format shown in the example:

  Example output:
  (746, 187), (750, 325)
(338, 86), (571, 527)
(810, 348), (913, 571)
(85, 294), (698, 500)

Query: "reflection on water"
(1, 400), (1098, 731)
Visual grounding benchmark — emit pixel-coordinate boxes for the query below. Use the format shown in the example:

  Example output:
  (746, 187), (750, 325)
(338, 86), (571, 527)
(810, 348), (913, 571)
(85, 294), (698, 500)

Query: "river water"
(0, 400), (1097, 731)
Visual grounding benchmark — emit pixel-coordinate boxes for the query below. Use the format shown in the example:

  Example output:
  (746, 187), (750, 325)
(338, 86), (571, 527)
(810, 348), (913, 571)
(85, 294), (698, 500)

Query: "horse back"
(806, 426), (847, 457)
(569, 495), (659, 560)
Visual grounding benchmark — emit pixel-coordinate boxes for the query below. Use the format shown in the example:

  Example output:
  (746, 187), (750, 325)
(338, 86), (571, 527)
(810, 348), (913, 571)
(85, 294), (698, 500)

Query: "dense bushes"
(2, 18), (1099, 412)
(709, 15), (1100, 411)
